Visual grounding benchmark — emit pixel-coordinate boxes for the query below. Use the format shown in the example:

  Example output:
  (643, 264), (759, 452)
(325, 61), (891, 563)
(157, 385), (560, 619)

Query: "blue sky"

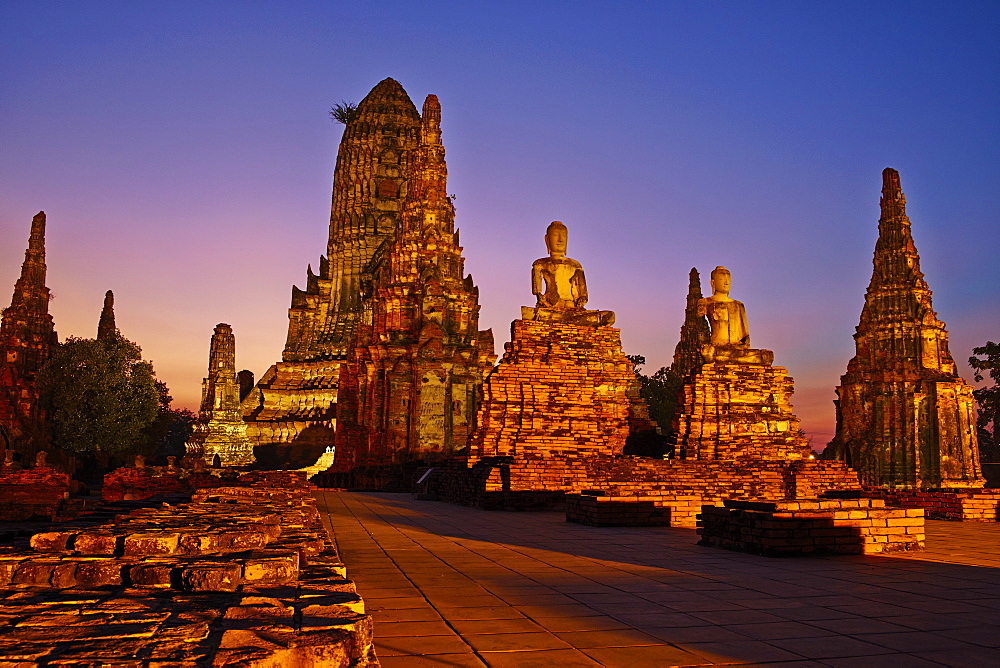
(2, 1), (997, 444)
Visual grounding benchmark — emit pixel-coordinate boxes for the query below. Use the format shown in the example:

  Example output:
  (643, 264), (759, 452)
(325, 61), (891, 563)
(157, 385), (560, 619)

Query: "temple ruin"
(430, 232), (860, 523)
(242, 78), (428, 467)
(674, 266), (813, 461)
(188, 323), (255, 466)
(672, 267), (711, 380)
(333, 95), (495, 475)
(0, 212), (58, 459)
(96, 290), (116, 341)
(824, 168), (983, 489)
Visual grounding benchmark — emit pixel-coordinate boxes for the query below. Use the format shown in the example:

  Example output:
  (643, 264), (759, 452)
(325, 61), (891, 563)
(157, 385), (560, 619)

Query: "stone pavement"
(314, 491), (1000, 667)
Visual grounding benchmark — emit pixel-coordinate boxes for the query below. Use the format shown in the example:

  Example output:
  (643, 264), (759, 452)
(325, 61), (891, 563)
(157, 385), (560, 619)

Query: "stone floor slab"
(315, 491), (1000, 665)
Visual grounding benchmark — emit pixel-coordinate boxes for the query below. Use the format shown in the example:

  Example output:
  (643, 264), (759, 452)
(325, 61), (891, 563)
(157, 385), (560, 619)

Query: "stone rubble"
(0, 478), (377, 666)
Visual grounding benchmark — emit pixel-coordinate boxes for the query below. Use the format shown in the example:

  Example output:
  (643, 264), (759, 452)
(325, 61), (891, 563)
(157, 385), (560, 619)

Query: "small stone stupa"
(468, 221), (650, 461)
(187, 324), (255, 466)
(673, 266), (813, 461)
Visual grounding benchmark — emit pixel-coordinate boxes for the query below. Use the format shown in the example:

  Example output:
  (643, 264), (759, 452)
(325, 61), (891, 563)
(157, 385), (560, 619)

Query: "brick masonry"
(0, 465), (69, 521)
(697, 497), (925, 556)
(0, 476), (376, 666)
(865, 487), (1000, 522)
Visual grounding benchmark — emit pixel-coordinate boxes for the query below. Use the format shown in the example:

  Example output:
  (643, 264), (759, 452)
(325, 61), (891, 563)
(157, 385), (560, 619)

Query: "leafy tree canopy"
(626, 354), (683, 441)
(38, 334), (160, 457)
(137, 381), (197, 462)
(969, 341), (1000, 461)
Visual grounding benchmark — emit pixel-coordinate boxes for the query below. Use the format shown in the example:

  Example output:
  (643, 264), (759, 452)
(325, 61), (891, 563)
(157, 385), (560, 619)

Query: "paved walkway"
(314, 491), (1000, 667)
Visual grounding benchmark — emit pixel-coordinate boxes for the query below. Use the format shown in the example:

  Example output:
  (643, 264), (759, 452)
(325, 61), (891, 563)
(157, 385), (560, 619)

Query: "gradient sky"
(2, 1), (998, 447)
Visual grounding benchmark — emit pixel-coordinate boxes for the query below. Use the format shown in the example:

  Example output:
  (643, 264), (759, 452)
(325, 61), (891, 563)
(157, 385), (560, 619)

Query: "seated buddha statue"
(697, 266), (773, 365)
(521, 221), (615, 326)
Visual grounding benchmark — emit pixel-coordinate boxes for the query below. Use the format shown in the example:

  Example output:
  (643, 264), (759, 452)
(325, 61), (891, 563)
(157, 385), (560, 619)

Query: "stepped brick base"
(865, 488), (1000, 522)
(698, 498), (925, 556)
(468, 320), (640, 461)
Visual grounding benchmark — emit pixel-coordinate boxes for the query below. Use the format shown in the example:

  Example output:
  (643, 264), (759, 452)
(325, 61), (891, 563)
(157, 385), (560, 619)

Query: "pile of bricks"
(675, 360), (813, 461)
(565, 492), (671, 526)
(865, 488), (1000, 522)
(698, 498), (925, 556)
(468, 319), (638, 461)
(0, 465), (70, 521)
(0, 482), (376, 665)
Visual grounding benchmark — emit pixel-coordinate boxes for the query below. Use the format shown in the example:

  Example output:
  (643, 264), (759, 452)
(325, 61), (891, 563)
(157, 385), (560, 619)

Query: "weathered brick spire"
(97, 290), (116, 341)
(334, 93), (496, 471)
(853, 168), (945, 369)
(245, 79), (425, 465)
(825, 168), (982, 489)
(0, 212), (58, 453)
(284, 77), (423, 362)
(187, 323), (254, 466)
(672, 268), (710, 379)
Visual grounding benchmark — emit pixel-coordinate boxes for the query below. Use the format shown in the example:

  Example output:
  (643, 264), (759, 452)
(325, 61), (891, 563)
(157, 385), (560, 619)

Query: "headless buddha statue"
(521, 221), (615, 326)
(697, 266), (773, 365)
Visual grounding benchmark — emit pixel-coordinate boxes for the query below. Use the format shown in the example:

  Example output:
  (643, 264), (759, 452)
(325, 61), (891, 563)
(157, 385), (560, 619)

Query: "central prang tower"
(243, 79), (490, 469)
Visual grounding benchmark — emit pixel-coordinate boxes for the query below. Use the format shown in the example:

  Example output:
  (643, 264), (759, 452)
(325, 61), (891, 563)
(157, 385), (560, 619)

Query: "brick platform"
(698, 498), (925, 556)
(0, 481), (376, 665)
(468, 319), (640, 461)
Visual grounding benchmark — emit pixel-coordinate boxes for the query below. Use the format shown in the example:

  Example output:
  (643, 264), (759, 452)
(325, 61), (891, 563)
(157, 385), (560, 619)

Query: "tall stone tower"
(672, 267), (710, 379)
(0, 212), (58, 455)
(97, 290), (116, 341)
(825, 168), (982, 489)
(188, 323), (255, 466)
(334, 95), (496, 473)
(243, 79), (424, 465)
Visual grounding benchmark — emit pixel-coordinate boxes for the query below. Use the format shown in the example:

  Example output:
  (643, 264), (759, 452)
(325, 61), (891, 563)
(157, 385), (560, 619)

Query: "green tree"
(38, 334), (159, 458)
(626, 354), (684, 456)
(969, 341), (1000, 462)
(137, 381), (197, 462)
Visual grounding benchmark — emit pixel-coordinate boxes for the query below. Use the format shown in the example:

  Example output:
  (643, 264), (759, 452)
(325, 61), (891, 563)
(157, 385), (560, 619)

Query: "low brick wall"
(0, 479), (377, 666)
(0, 466), (70, 520)
(565, 492), (671, 526)
(102, 465), (316, 502)
(698, 498), (925, 556)
(865, 488), (999, 522)
(433, 455), (862, 527)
